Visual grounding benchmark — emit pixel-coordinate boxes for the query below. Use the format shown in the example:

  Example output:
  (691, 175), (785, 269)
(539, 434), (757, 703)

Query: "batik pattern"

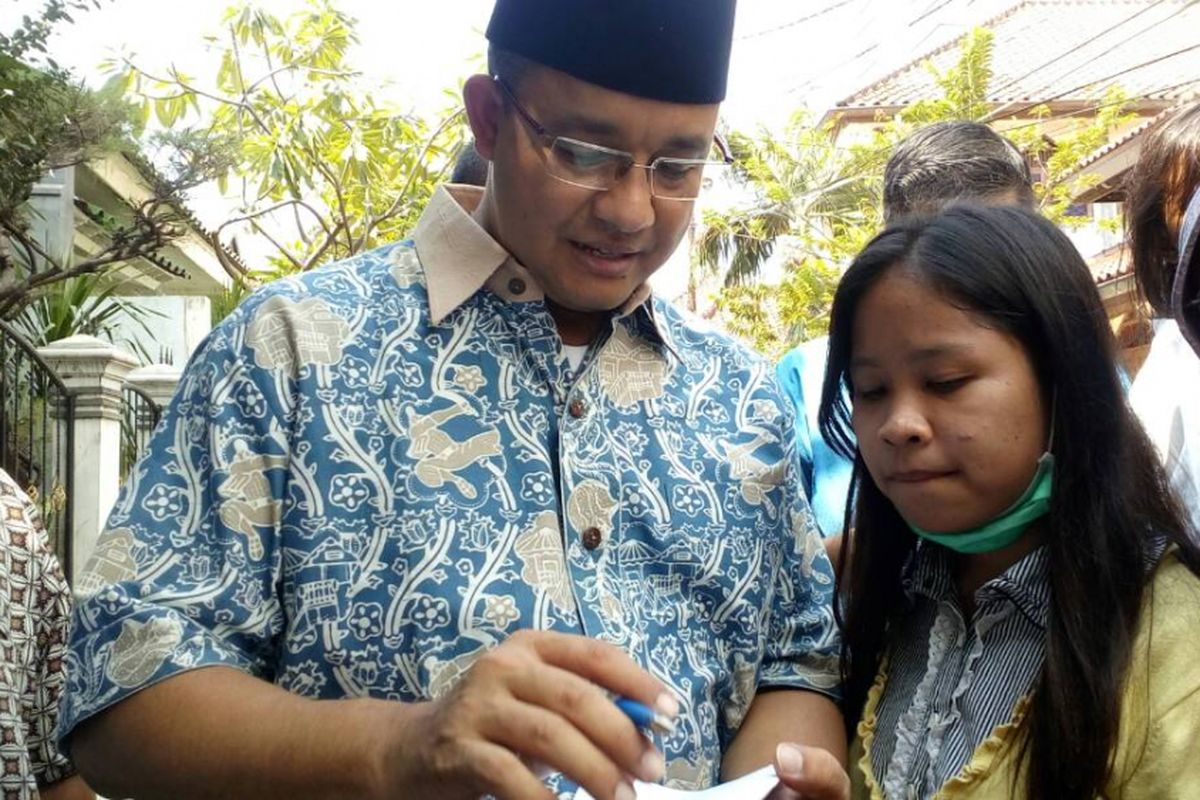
(0, 471), (75, 798)
(63, 242), (838, 791)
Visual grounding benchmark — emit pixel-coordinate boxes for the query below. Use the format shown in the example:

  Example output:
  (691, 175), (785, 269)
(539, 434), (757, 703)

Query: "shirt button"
(582, 526), (603, 550)
(508, 277), (527, 295)
(568, 398), (587, 418)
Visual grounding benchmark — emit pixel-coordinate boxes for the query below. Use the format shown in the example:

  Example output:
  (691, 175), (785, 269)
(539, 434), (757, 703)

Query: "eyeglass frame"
(1172, 185), (1200, 357)
(492, 76), (734, 201)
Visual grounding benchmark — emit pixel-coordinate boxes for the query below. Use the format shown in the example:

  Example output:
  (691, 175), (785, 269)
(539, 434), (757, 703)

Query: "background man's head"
(883, 121), (1035, 222)
(463, 0), (736, 318)
(450, 143), (489, 186)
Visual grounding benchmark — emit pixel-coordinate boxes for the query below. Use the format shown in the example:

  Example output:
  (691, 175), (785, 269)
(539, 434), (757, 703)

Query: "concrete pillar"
(125, 363), (183, 409)
(37, 335), (137, 581)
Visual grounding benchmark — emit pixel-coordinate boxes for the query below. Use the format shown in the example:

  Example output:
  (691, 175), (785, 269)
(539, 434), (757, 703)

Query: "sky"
(7, 0), (1018, 296)
(20, 0), (1017, 128)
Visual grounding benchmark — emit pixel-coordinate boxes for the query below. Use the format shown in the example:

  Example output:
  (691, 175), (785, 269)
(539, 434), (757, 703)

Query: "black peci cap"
(486, 0), (737, 104)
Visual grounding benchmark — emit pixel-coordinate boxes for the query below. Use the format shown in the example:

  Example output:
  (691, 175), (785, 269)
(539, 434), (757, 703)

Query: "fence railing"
(0, 320), (75, 574)
(120, 384), (162, 482)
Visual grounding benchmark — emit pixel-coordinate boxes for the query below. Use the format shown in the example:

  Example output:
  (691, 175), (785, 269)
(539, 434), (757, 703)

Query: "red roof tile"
(838, 1), (1200, 111)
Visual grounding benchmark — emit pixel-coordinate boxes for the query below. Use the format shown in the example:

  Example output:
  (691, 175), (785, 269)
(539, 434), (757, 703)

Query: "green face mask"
(907, 453), (1054, 554)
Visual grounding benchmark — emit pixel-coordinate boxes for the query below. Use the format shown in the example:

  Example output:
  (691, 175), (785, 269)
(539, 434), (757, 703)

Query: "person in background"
(1125, 102), (1200, 540)
(820, 205), (1200, 798)
(450, 141), (489, 186)
(60, 2), (848, 798)
(777, 121), (1035, 555)
(0, 469), (93, 800)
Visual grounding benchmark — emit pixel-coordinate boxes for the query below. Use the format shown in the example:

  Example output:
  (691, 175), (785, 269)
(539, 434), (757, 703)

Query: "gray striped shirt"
(869, 544), (1049, 799)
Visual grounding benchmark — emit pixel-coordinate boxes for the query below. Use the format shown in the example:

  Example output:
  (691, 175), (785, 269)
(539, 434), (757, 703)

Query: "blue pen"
(614, 696), (676, 734)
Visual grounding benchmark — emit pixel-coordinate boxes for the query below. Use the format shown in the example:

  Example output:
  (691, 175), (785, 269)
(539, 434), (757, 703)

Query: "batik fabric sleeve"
(754, 418), (840, 699)
(60, 292), (294, 747)
(0, 470), (76, 797)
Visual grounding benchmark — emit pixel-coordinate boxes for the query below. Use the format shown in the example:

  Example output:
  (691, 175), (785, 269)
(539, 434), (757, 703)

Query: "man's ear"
(463, 74), (503, 161)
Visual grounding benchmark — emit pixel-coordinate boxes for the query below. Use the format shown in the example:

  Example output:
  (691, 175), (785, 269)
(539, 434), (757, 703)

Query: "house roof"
(836, 0), (1200, 114)
(122, 152), (249, 276)
(1089, 240), (1132, 285)
(73, 152), (240, 296)
(1073, 108), (1167, 171)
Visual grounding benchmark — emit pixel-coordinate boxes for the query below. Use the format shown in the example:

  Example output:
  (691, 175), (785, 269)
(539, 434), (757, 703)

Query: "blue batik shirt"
(62, 185), (840, 791)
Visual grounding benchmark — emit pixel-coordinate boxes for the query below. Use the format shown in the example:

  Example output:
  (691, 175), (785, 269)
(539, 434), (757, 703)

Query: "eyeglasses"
(493, 76), (733, 201)
(1173, 185), (1200, 357)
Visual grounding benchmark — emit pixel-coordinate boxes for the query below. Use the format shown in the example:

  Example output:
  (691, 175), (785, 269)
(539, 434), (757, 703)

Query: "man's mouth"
(571, 241), (640, 260)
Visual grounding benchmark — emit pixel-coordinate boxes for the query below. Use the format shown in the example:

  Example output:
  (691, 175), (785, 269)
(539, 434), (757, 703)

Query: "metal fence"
(120, 384), (162, 482)
(0, 320), (75, 574)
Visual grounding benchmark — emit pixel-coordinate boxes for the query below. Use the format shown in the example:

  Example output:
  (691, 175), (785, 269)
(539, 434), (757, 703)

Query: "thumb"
(774, 742), (850, 800)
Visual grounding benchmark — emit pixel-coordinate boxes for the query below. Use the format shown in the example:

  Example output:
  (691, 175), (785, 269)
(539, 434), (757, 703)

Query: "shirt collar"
(412, 184), (510, 325)
(902, 542), (1051, 629)
(412, 184), (679, 360)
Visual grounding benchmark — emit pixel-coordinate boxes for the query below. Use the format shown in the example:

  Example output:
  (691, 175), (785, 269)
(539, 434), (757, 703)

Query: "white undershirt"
(562, 344), (588, 371)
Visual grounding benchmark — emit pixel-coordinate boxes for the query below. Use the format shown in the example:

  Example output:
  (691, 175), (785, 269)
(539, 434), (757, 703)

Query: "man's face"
(480, 66), (720, 313)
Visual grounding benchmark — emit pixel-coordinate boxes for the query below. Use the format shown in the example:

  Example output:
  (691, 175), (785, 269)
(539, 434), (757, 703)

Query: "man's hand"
(379, 630), (675, 800)
(767, 743), (851, 800)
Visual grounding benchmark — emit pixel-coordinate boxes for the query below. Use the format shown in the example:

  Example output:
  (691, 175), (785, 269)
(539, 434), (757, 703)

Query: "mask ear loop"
(1045, 388), (1057, 456)
(1172, 186), (1200, 358)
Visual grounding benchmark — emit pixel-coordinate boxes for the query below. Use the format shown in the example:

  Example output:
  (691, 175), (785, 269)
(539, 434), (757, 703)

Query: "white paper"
(574, 765), (778, 799)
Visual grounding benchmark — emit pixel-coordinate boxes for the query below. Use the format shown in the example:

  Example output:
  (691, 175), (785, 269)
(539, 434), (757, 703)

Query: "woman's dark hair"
(818, 205), (1199, 799)
(1125, 103), (1200, 316)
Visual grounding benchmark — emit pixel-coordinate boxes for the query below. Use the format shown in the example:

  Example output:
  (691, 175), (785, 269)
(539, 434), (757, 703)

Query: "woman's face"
(849, 267), (1049, 533)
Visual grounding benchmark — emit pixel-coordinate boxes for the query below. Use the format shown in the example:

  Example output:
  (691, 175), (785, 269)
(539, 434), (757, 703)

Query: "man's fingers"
(773, 742), (850, 800)
(459, 740), (556, 800)
(509, 662), (664, 783)
(484, 701), (637, 800)
(519, 630), (670, 710)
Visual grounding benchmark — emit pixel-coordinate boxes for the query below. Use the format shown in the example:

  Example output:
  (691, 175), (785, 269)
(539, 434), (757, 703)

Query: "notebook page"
(574, 765), (778, 799)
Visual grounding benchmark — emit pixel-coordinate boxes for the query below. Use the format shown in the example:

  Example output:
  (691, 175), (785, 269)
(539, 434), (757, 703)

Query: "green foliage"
(9, 272), (163, 363)
(0, 2), (197, 319)
(900, 28), (995, 125)
(210, 278), (251, 327)
(700, 27), (1131, 355)
(1004, 86), (1135, 227)
(713, 257), (841, 359)
(0, 48), (134, 220)
(118, 0), (468, 286)
(0, 0), (105, 65)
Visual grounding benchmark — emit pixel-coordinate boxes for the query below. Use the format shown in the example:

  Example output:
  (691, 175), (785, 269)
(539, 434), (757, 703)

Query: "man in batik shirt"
(0, 470), (91, 800)
(62, 2), (847, 798)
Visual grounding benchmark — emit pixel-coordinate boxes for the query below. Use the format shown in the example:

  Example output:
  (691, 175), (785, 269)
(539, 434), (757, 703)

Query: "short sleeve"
(24, 525), (76, 785)
(60, 297), (295, 751)
(756, 380), (841, 700)
(0, 473), (78, 786)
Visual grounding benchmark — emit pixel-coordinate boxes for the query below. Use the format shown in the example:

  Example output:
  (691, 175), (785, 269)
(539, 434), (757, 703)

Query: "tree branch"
(0, 215), (173, 316)
(301, 221), (346, 271)
(208, 230), (249, 283)
(128, 58), (274, 139)
(216, 199), (334, 242)
(360, 109), (463, 249)
(248, 219), (303, 272)
(243, 63), (355, 96)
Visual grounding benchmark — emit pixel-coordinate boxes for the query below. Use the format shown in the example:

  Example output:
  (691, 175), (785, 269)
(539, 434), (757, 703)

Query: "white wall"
(110, 296), (212, 365)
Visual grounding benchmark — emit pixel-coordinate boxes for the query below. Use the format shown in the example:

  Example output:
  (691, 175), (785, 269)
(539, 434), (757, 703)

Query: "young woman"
(817, 204), (1200, 799)
(1125, 102), (1200, 538)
